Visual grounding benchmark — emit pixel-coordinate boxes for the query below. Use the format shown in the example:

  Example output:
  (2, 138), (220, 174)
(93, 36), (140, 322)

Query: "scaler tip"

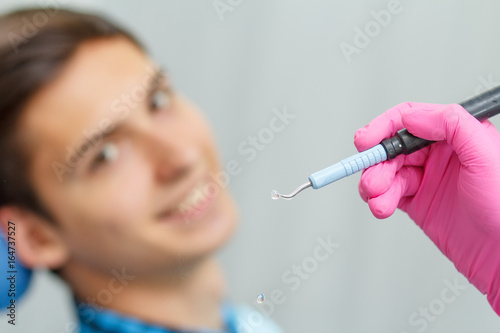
(271, 190), (280, 200)
(271, 181), (312, 200)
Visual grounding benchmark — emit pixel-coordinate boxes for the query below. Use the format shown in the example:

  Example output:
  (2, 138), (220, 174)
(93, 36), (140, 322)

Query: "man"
(0, 8), (282, 333)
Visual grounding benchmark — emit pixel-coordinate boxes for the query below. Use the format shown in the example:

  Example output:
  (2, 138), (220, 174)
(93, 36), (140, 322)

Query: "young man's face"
(18, 37), (238, 275)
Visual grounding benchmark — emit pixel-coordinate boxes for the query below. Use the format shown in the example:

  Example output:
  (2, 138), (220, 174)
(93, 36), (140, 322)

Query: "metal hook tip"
(271, 181), (312, 200)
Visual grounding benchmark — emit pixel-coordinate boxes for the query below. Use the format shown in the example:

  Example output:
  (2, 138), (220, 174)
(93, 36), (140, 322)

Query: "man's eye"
(150, 89), (171, 111)
(90, 142), (119, 171)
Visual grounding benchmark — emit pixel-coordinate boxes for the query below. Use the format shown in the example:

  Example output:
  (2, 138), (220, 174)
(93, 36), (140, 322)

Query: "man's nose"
(143, 128), (200, 183)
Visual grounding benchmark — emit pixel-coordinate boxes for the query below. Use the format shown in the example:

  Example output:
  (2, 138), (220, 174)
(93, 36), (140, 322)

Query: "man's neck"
(62, 257), (227, 331)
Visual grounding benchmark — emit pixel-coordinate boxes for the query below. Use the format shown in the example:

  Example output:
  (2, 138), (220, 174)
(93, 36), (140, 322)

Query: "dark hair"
(0, 8), (145, 223)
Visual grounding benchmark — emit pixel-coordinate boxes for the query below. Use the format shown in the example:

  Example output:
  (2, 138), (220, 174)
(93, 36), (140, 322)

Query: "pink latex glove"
(354, 102), (500, 315)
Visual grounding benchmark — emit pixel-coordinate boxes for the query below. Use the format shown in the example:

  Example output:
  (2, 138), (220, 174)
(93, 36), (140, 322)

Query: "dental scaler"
(272, 85), (500, 200)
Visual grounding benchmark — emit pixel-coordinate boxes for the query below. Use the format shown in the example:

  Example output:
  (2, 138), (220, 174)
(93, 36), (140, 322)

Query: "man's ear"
(0, 206), (69, 270)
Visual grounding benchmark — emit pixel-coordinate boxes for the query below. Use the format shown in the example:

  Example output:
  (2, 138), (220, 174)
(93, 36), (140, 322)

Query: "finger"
(354, 102), (444, 152)
(359, 155), (405, 198)
(358, 150), (426, 202)
(483, 120), (500, 140)
(403, 148), (429, 167)
(367, 166), (424, 219)
(358, 180), (368, 203)
(401, 103), (500, 167)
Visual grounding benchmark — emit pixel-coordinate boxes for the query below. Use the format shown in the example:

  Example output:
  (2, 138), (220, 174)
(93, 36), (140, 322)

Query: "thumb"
(401, 103), (498, 167)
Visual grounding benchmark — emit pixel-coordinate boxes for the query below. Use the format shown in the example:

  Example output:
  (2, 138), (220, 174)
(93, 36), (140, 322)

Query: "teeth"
(176, 181), (208, 216)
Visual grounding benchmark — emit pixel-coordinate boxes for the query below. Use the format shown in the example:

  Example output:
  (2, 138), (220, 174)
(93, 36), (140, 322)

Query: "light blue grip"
(308, 144), (388, 189)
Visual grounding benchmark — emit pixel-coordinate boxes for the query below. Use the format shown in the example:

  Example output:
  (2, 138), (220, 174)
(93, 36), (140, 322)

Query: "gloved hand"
(354, 102), (500, 315)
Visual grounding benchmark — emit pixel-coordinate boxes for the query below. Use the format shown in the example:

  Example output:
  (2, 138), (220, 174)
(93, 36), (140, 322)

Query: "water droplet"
(256, 293), (265, 304)
(271, 190), (280, 200)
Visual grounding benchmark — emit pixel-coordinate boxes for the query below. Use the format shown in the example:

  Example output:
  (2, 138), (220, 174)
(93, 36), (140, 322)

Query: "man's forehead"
(17, 38), (157, 167)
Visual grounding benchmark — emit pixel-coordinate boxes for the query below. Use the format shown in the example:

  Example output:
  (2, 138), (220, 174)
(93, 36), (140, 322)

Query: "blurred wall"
(1, 1), (500, 332)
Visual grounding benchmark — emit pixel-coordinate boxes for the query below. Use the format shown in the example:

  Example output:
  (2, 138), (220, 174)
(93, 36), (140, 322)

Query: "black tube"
(380, 85), (500, 160)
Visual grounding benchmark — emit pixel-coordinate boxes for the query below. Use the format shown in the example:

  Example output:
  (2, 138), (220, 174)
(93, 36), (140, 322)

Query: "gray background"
(1, 0), (500, 332)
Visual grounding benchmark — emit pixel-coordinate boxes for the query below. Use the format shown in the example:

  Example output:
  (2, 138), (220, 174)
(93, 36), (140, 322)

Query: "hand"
(354, 102), (500, 315)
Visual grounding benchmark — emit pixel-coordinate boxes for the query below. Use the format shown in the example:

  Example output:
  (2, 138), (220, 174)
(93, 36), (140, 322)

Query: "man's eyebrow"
(66, 120), (126, 169)
(149, 67), (166, 91)
(66, 68), (167, 168)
